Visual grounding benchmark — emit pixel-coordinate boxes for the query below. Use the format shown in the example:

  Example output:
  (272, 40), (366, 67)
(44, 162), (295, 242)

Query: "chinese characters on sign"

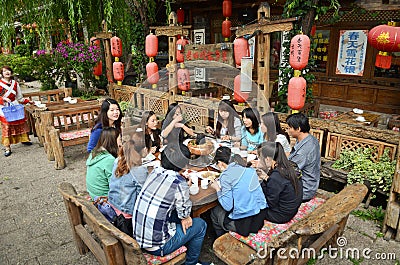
(184, 44), (234, 65)
(194, 68), (206, 82)
(193, 29), (205, 45)
(336, 30), (368, 76)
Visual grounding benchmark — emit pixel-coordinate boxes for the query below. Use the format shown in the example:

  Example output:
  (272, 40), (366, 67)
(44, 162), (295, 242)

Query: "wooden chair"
(58, 182), (186, 265)
(213, 183), (368, 265)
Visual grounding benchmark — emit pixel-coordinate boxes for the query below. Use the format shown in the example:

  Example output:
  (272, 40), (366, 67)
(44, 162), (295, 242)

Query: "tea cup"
(189, 185), (199, 195)
(201, 179), (209, 189)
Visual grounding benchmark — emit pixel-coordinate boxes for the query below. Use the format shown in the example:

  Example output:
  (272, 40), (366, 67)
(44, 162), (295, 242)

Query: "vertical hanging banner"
(193, 29), (205, 45)
(336, 30), (368, 76)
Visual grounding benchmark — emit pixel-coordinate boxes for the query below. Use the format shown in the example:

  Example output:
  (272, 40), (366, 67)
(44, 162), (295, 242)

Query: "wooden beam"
(234, 18), (297, 36)
(94, 32), (113, 40)
(149, 26), (192, 37)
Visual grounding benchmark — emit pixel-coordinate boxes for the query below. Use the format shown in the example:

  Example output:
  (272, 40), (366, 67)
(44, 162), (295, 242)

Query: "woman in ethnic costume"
(0, 65), (32, 157)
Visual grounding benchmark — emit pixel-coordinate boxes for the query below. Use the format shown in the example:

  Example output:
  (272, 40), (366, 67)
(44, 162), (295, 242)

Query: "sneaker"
(4, 150), (12, 157)
(22, 142), (33, 146)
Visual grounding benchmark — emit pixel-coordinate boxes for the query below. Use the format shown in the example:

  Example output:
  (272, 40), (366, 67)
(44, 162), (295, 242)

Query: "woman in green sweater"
(86, 127), (119, 199)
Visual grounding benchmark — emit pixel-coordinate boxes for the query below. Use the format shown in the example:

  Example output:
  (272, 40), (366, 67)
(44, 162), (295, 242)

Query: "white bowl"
(353, 108), (363, 114)
(63, 97), (72, 102)
(69, 98), (78, 104)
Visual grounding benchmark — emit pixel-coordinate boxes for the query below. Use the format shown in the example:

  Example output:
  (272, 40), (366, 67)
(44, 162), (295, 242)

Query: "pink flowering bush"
(34, 41), (101, 92)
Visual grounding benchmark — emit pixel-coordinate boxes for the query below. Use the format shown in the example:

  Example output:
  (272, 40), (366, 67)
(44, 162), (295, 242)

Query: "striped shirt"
(132, 167), (192, 248)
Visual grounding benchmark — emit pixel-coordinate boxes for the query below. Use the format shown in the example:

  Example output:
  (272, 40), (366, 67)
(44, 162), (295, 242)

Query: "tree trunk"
(301, 0), (318, 36)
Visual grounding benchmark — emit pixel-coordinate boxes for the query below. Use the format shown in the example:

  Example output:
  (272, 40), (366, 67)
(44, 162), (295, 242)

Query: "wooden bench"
(23, 87), (72, 137)
(58, 182), (186, 265)
(213, 183), (368, 265)
(40, 104), (101, 169)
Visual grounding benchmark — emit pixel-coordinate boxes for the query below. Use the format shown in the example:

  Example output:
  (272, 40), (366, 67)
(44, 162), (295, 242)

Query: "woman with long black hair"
(257, 141), (303, 223)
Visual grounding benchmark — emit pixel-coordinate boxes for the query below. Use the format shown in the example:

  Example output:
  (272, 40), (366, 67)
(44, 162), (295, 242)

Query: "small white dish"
(355, 116), (366, 122)
(247, 154), (257, 162)
(34, 100), (41, 106)
(69, 98), (78, 104)
(63, 97), (72, 102)
(353, 108), (363, 114)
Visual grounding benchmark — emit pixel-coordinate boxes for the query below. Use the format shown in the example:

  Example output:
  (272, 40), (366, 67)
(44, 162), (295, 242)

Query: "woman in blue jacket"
(108, 129), (149, 236)
(87, 98), (122, 152)
(209, 146), (267, 237)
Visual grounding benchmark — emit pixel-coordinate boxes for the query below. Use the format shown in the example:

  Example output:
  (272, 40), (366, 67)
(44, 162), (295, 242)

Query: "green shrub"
(332, 148), (396, 197)
(0, 54), (35, 81)
(14, 44), (31, 57)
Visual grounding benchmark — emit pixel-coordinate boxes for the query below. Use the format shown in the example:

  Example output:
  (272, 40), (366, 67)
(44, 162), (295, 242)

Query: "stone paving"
(0, 83), (399, 264)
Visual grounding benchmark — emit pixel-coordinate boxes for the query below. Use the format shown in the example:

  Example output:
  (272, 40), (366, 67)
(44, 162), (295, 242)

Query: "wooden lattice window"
(144, 96), (168, 115)
(325, 132), (397, 162)
(179, 103), (209, 129)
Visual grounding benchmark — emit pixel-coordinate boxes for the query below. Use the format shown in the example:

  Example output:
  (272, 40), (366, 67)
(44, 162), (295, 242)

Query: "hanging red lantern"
(222, 19), (232, 41)
(375, 52), (392, 69)
(93, 60), (102, 78)
(368, 23), (400, 69)
(311, 25), (317, 37)
(145, 33), (158, 58)
(146, 62), (159, 88)
(233, 37), (249, 66)
(111, 36), (123, 61)
(113, 62), (124, 85)
(288, 75), (306, 110)
(289, 34), (310, 70)
(90, 37), (101, 48)
(233, 75), (249, 103)
(223, 0), (232, 18)
(176, 37), (189, 63)
(177, 68), (190, 92)
(177, 8), (185, 25)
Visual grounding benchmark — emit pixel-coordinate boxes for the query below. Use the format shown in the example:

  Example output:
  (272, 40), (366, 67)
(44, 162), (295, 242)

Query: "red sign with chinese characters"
(184, 44), (234, 65)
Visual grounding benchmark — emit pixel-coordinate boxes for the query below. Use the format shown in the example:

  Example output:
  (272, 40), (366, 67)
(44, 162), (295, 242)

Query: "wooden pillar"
(169, 36), (178, 101)
(101, 21), (114, 97)
(256, 2), (271, 113)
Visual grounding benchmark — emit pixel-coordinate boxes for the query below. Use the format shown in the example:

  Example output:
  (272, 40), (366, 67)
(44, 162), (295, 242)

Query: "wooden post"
(94, 21), (114, 97)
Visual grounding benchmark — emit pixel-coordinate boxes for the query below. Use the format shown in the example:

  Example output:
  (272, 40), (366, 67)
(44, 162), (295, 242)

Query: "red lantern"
(233, 37), (249, 66)
(233, 75), (249, 103)
(375, 52), (392, 69)
(177, 68), (190, 92)
(90, 37), (100, 48)
(368, 23), (400, 69)
(93, 60), (102, 77)
(222, 19), (232, 40)
(113, 62), (124, 85)
(146, 62), (159, 87)
(223, 0), (232, 18)
(111, 36), (123, 60)
(289, 34), (310, 70)
(176, 37), (189, 63)
(311, 25), (317, 37)
(288, 76), (306, 110)
(145, 33), (158, 58)
(177, 8), (185, 25)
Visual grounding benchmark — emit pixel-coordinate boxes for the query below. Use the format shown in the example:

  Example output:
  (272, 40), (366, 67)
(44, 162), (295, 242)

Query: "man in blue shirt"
(287, 113), (321, 202)
(132, 143), (208, 265)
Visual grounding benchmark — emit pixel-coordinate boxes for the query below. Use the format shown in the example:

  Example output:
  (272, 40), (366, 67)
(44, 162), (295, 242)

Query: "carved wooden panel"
(179, 103), (209, 129)
(324, 132), (397, 162)
(144, 96), (168, 115)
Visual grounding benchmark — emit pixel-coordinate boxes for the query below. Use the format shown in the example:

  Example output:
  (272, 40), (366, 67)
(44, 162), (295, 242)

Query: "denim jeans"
(146, 217), (207, 265)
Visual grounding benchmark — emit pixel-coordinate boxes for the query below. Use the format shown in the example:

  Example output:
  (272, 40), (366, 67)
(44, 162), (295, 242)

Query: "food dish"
(353, 108), (363, 114)
(199, 171), (220, 182)
(185, 138), (216, 156)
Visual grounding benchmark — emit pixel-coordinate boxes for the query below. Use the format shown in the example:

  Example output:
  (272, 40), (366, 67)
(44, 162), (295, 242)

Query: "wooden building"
(163, 0), (400, 114)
